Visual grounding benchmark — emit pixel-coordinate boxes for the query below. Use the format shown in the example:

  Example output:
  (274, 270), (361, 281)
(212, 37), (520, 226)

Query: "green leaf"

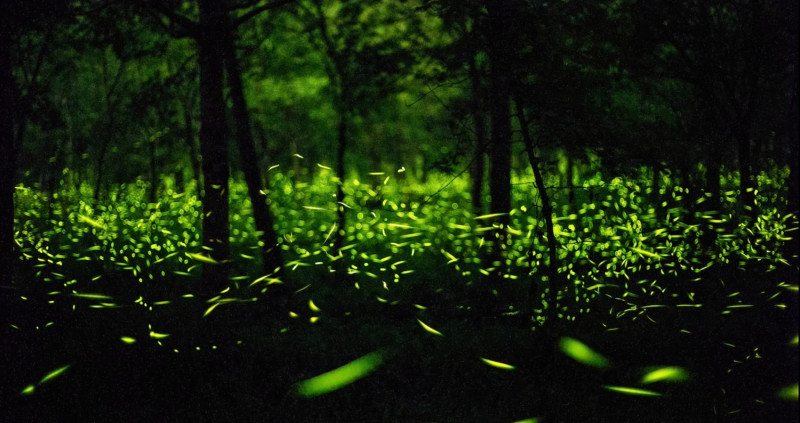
(480, 357), (515, 370)
(295, 351), (384, 397)
(558, 337), (610, 368)
(603, 385), (661, 397)
(641, 366), (689, 384)
(39, 364), (70, 385)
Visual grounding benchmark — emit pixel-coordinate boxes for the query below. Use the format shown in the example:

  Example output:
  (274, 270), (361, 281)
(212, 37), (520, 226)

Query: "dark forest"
(1, 0), (798, 421)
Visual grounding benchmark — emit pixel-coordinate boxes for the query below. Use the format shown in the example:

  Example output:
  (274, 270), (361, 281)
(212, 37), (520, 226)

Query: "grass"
(3, 165), (798, 421)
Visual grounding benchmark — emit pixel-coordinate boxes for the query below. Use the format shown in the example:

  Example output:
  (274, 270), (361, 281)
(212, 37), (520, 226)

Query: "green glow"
(417, 319), (443, 336)
(559, 337), (610, 368)
(777, 384), (798, 401)
(603, 385), (661, 397)
(480, 357), (515, 370)
(40, 364), (71, 385)
(640, 366), (689, 384)
(295, 351), (384, 397)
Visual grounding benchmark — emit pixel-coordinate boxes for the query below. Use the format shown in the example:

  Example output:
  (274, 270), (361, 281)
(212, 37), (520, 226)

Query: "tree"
(223, 16), (284, 277)
(0, 6), (16, 287)
(196, 0), (232, 293)
(296, 0), (423, 254)
(139, 0), (292, 295)
(631, 0), (794, 218)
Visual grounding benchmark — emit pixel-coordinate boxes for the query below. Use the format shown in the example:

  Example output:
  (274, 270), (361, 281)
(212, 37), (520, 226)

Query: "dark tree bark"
(515, 97), (559, 320)
(486, 1), (513, 228)
(93, 55), (125, 201)
(333, 111), (348, 253)
(468, 55), (487, 215)
(182, 98), (202, 192)
(223, 25), (283, 277)
(479, 0), (515, 313)
(198, 0), (231, 294)
(149, 135), (157, 203)
(0, 18), (16, 286)
(734, 120), (755, 217)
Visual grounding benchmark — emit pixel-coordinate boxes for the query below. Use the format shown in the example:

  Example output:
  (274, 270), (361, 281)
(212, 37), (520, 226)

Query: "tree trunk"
(0, 21), (16, 286)
(223, 25), (283, 277)
(705, 136), (722, 212)
(182, 99), (201, 193)
(515, 97), (559, 321)
(149, 134), (157, 203)
(486, 1), (513, 227)
(468, 55), (486, 215)
(333, 111), (348, 253)
(198, 0), (231, 295)
(483, 0), (514, 312)
(734, 121), (755, 217)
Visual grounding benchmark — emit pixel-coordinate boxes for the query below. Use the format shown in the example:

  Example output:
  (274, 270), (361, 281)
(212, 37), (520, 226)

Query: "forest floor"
(2, 263), (798, 423)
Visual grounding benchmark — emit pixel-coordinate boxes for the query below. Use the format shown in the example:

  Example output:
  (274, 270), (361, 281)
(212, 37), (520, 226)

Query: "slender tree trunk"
(0, 22), (16, 286)
(734, 121), (755, 217)
(149, 134), (157, 203)
(705, 136), (722, 212)
(486, 1), (513, 228)
(198, 0), (231, 295)
(333, 111), (348, 253)
(223, 25), (283, 276)
(566, 153), (575, 208)
(515, 98), (559, 321)
(468, 55), (486, 215)
(483, 0), (514, 313)
(183, 99), (201, 193)
(93, 120), (113, 201)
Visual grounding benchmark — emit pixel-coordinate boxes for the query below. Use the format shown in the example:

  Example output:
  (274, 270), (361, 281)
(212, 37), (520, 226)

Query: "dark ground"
(2, 263), (797, 422)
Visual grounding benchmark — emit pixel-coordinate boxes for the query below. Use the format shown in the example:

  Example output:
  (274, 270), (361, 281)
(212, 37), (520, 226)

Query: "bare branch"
(234, 0), (296, 27)
(142, 0), (199, 39)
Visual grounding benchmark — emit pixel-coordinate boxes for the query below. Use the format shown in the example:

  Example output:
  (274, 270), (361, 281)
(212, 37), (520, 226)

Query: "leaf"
(295, 351), (384, 397)
(641, 366), (689, 384)
(480, 357), (515, 370)
(558, 337), (610, 368)
(417, 319), (443, 336)
(603, 385), (662, 397)
(40, 364), (70, 385)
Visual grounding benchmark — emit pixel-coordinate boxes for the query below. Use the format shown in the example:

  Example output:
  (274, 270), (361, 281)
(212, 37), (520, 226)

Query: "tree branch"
(142, 1), (199, 39)
(234, 0), (296, 27)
